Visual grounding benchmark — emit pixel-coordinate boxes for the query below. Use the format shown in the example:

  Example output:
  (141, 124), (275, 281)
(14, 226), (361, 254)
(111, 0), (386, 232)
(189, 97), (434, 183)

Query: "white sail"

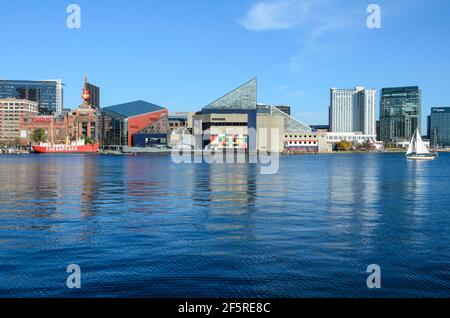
(415, 130), (430, 155)
(406, 130), (416, 155)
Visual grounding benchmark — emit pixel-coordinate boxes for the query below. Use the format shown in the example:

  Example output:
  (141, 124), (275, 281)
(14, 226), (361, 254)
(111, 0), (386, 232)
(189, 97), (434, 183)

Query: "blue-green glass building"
(0, 80), (63, 115)
(380, 86), (421, 143)
(430, 107), (450, 148)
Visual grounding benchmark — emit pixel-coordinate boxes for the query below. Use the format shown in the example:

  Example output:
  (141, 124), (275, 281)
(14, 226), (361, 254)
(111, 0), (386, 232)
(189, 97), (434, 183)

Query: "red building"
(100, 100), (168, 147)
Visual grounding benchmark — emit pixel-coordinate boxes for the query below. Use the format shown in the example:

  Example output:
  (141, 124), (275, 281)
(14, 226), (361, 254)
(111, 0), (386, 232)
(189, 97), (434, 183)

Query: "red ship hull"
(32, 144), (100, 154)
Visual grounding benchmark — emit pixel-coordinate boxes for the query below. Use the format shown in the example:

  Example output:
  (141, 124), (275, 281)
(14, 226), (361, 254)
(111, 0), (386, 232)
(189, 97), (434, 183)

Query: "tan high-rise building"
(0, 99), (38, 145)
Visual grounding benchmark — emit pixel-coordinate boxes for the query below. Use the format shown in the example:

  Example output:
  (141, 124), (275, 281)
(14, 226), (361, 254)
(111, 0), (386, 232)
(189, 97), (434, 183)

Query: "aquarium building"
(193, 79), (327, 153)
(100, 100), (168, 147)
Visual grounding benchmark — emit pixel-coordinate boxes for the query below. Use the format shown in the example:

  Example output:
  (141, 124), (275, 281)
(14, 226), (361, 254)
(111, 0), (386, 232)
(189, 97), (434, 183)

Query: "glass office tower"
(0, 80), (63, 115)
(430, 107), (450, 148)
(380, 86), (421, 143)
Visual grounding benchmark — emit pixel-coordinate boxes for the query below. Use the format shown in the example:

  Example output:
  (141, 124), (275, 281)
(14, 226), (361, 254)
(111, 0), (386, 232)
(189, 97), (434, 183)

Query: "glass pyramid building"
(257, 104), (311, 133)
(201, 78), (311, 132)
(203, 78), (257, 110)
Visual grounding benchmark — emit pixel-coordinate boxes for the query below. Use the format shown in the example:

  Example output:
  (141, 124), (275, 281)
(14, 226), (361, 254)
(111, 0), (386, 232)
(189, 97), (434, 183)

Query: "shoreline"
(2, 148), (450, 156)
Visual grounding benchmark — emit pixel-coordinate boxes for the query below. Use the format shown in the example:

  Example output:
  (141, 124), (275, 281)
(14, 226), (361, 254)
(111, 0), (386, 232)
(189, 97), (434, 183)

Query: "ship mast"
(50, 119), (54, 146)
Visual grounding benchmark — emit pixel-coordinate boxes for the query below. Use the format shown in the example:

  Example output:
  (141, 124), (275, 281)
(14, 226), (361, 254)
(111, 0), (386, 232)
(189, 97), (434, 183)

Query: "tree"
(31, 128), (47, 144)
(358, 142), (376, 151)
(335, 140), (353, 151)
(84, 136), (95, 145)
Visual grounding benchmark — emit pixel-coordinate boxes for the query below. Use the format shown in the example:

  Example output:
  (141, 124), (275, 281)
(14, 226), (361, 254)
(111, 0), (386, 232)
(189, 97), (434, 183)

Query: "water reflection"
(0, 153), (449, 297)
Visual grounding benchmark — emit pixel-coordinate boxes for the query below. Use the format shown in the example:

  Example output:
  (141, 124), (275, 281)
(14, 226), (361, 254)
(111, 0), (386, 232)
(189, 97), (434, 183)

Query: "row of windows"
(287, 141), (317, 145)
(0, 102), (37, 106)
(210, 122), (248, 127)
(285, 134), (318, 139)
(328, 136), (369, 141)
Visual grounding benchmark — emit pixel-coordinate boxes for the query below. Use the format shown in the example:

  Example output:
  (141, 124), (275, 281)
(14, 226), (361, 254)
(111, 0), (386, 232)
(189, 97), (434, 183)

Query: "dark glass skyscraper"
(0, 80), (63, 115)
(86, 82), (100, 108)
(380, 86), (421, 142)
(430, 107), (450, 148)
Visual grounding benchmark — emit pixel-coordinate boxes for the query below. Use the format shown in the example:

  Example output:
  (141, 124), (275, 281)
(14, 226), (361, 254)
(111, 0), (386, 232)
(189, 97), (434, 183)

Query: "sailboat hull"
(407, 153), (438, 160)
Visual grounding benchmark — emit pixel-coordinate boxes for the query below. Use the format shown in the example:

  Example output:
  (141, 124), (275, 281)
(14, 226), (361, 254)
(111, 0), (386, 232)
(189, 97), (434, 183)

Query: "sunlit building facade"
(0, 99), (38, 145)
(193, 78), (326, 153)
(100, 100), (168, 147)
(329, 87), (376, 136)
(0, 80), (63, 115)
(380, 86), (421, 143)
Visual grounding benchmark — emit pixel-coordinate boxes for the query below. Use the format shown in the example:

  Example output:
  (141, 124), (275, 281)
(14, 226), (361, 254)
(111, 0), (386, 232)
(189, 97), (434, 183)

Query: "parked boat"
(406, 128), (438, 160)
(32, 139), (99, 154)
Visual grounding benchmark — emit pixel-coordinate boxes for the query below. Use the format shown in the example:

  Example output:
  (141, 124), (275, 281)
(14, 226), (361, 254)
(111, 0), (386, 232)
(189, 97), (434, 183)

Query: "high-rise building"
(329, 87), (376, 135)
(0, 98), (38, 145)
(429, 107), (450, 148)
(0, 80), (63, 115)
(85, 82), (100, 108)
(380, 86), (421, 143)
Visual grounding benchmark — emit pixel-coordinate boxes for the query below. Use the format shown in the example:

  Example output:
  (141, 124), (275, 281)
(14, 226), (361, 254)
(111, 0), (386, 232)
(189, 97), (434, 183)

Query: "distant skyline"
(1, 0), (449, 129)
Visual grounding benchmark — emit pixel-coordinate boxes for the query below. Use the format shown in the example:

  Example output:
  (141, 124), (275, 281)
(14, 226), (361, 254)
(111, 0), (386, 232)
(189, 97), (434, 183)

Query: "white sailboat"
(406, 128), (438, 160)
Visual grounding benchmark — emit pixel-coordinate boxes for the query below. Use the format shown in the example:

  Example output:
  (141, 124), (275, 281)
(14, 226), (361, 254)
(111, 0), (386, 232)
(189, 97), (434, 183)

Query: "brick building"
(18, 79), (98, 145)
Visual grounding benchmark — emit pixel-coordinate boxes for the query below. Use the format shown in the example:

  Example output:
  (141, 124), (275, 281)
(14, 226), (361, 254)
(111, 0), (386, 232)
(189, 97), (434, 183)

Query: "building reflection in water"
(189, 160), (259, 244)
(0, 156), (61, 221)
(124, 155), (173, 214)
(326, 153), (433, 255)
(78, 156), (101, 218)
(326, 154), (382, 255)
(192, 162), (258, 210)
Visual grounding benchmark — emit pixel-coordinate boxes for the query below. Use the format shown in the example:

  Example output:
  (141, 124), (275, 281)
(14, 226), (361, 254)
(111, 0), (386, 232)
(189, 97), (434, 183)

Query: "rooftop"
(103, 100), (166, 117)
(203, 78), (257, 110)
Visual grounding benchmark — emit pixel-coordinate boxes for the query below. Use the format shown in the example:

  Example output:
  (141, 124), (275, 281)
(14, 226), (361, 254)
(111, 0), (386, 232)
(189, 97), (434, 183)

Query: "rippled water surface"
(0, 153), (449, 297)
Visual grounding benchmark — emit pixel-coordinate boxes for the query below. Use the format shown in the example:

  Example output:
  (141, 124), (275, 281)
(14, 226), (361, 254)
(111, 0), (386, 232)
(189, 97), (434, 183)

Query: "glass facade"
(204, 78), (257, 110)
(0, 80), (63, 115)
(257, 104), (311, 132)
(198, 79), (312, 151)
(99, 109), (128, 146)
(430, 107), (450, 148)
(100, 101), (167, 147)
(275, 105), (291, 116)
(380, 86), (421, 142)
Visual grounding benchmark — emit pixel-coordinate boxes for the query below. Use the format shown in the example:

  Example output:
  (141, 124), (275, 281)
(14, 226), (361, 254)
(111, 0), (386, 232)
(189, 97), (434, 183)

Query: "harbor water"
(0, 153), (449, 297)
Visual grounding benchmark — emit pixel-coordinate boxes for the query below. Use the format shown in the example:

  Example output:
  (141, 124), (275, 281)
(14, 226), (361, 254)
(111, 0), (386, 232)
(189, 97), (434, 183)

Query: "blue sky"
(0, 0), (449, 126)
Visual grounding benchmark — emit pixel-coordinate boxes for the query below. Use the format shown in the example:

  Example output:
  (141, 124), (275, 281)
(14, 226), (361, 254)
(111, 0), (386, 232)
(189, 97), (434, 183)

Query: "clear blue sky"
(0, 0), (449, 127)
